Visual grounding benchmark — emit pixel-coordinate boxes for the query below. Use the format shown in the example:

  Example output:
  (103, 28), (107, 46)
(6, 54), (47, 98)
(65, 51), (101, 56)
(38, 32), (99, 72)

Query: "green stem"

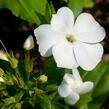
(15, 68), (23, 88)
(24, 50), (31, 82)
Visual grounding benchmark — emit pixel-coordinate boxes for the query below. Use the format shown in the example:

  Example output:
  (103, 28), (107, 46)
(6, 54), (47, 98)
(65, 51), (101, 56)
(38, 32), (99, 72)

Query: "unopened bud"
(0, 50), (8, 61)
(23, 35), (34, 50)
(7, 52), (18, 69)
(0, 77), (4, 82)
(39, 75), (48, 83)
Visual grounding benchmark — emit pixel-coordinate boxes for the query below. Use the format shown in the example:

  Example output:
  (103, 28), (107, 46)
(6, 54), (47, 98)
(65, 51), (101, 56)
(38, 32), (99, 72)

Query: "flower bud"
(0, 50), (8, 61)
(0, 77), (4, 82)
(23, 35), (34, 50)
(7, 51), (18, 69)
(39, 75), (48, 83)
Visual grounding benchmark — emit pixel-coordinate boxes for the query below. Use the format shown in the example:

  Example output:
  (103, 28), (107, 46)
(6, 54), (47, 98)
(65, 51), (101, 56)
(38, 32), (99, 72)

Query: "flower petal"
(51, 7), (74, 34)
(72, 69), (82, 84)
(58, 81), (72, 97)
(52, 41), (78, 69)
(74, 13), (106, 43)
(74, 42), (103, 71)
(63, 73), (75, 86)
(34, 24), (64, 57)
(77, 81), (94, 94)
(64, 92), (80, 105)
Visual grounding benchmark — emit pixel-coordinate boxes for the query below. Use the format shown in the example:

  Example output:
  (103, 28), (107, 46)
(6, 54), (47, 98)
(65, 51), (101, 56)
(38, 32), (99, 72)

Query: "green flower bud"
(23, 35), (34, 50)
(7, 51), (18, 69)
(39, 75), (48, 83)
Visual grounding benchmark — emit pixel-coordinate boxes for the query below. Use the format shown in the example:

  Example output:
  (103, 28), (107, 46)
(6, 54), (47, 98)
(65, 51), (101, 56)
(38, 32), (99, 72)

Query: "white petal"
(34, 24), (64, 57)
(74, 42), (103, 71)
(52, 41), (78, 69)
(74, 13), (106, 43)
(63, 73), (75, 86)
(77, 81), (94, 94)
(51, 7), (74, 34)
(64, 92), (80, 105)
(23, 35), (34, 50)
(58, 81), (72, 97)
(72, 69), (82, 84)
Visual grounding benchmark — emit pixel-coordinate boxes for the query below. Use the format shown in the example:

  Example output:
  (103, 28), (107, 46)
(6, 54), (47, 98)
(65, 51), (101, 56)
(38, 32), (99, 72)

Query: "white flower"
(34, 7), (105, 71)
(0, 50), (8, 61)
(23, 35), (34, 50)
(58, 69), (93, 105)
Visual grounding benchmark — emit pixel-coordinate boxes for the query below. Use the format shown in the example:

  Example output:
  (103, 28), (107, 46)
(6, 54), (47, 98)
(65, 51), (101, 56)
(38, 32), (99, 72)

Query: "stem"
(24, 50), (31, 82)
(72, 68), (82, 82)
(15, 68), (23, 88)
(0, 40), (8, 54)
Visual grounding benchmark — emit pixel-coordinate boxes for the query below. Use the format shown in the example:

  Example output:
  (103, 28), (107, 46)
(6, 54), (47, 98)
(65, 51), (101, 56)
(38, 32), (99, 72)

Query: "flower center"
(66, 35), (76, 43)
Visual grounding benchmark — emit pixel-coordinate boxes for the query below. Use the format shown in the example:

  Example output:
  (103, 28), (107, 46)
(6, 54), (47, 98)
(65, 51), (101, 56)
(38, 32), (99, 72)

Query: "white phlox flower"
(23, 35), (34, 50)
(0, 50), (8, 61)
(58, 69), (94, 105)
(34, 7), (106, 71)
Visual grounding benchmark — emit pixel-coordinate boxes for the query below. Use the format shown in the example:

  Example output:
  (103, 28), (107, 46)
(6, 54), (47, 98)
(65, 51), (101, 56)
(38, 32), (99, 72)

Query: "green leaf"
(0, 60), (13, 73)
(0, 68), (5, 76)
(0, 83), (6, 90)
(18, 0), (48, 24)
(44, 57), (65, 85)
(26, 0), (47, 15)
(3, 0), (37, 24)
(88, 95), (107, 109)
(79, 104), (88, 109)
(3, 97), (15, 105)
(0, 0), (5, 8)
(49, 1), (56, 14)
(76, 94), (92, 108)
(68, 0), (83, 16)
(80, 61), (109, 109)
(83, 0), (94, 8)
(46, 84), (58, 92)
(83, 61), (109, 87)
(67, 0), (93, 16)
(0, 0), (52, 25)
(14, 103), (22, 109)
(14, 91), (24, 102)
(93, 70), (109, 97)
(39, 95), (52, 109)
(53, 102), (69, 109)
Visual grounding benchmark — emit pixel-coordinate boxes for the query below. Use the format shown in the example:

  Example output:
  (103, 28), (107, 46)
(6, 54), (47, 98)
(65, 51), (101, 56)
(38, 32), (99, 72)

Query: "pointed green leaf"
(76, 94), (92, 108)
(39, 95), (52, 109)
(68, 0), (83, 16)
(68, 0), (93, 16)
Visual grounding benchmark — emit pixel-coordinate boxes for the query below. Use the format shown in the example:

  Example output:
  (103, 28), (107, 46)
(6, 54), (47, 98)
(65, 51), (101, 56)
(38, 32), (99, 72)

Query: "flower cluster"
(58, 69), (93, 105)
(34, 7), (105, 105)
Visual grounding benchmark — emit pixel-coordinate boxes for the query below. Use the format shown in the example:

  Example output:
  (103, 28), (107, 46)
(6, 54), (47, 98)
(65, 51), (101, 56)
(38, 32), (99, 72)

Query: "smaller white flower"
(0, 77), (4, 82)
(0, 50), (8, 61)
(23, 35), (34, 50)
(58, 69), (93, 105)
